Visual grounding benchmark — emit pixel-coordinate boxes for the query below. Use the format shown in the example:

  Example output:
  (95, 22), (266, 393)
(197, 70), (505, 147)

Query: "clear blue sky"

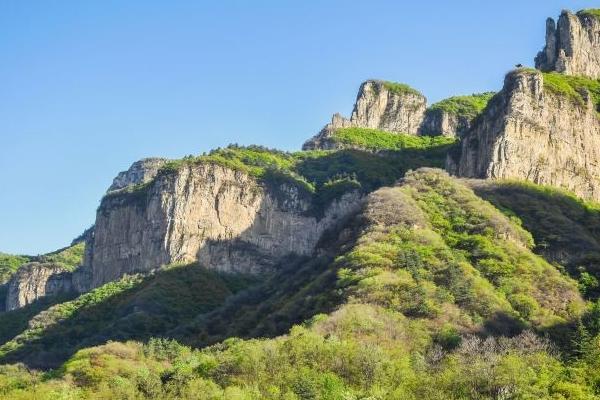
(1, 0), (597, 255)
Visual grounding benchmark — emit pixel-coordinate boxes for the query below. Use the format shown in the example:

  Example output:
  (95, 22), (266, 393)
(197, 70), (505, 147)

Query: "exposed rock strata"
(420, 108), (472, 138)
(453, 69), (600, 201)
(108, 158), (168, 192)
(303, 80), (427, 150)
(5, 263), (74, 311)
(85, 163), (362, 288)
(535, 10), (600, 78)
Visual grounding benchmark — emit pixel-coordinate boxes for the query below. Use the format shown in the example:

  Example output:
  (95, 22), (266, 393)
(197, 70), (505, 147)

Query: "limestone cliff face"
(85, 162), (362, 288)
(5, 263), (74, 311)
(453, 69), (600, 201)
(535, 10), (600, 78)
(420, 109), (471, 138)
(303, 80), (427, 150)
(108, 158), (168, 192)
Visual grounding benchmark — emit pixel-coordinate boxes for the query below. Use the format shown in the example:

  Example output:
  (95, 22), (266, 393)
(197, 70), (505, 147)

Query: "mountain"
(3, 7), (600, 399)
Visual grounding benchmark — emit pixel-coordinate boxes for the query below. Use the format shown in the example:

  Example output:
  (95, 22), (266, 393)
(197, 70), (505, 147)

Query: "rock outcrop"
(452, 69), (600, 201)
(108, 158), (168, 192)
(303, 80), (427, 150)
(5, 263), (74, 311)
(420, 108), (472, 138)
(535, 10), (600, 78)
(85, 162), (362, 288)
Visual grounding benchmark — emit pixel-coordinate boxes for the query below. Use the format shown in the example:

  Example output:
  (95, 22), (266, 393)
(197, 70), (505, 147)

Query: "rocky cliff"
(85, 162), (362, 288)
(5, 263), (74, 311)
(535, 9), (600, 79)
(303, 80), (427, 149)
(453, 69), (600, 201)
(108, 158), (168, 192)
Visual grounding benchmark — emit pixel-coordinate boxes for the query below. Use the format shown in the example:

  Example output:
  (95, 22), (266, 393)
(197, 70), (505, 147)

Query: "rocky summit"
(6, 7), (600, 400)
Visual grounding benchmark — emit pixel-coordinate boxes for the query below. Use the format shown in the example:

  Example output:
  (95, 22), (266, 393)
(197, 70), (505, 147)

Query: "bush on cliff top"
(541, 72), (600, 109)
(578, 9), (600, 19)
(381, 80), (423, 97)
(328, 127), (456, 152)
(428, 92), (495, 120)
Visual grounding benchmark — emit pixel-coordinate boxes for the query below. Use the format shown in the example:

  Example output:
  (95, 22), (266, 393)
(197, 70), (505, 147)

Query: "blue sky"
(1, 0), (598, 255)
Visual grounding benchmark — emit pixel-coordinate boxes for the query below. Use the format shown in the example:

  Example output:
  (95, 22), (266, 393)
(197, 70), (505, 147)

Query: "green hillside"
(3, 169), (600, 399)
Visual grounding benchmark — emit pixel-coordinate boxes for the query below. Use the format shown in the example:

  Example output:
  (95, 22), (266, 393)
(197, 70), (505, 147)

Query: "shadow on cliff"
(471, 180), (600, 299)
(0, 264), (257, 369)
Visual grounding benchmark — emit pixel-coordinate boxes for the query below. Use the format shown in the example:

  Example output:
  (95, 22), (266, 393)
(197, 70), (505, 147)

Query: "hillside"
(2, 169), (600, 398)
(5, 6), (600, 400)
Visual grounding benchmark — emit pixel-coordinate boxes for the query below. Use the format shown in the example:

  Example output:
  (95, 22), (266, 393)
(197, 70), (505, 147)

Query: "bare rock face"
(108, 158), (168, 192)
(85, 163), (362, 288)
(5, 263), (73, 311)
(420, 109), (471, 138)
(535, 10), (600, 78)
(303, 80), (427, 150)
(453, 69), (600, 201)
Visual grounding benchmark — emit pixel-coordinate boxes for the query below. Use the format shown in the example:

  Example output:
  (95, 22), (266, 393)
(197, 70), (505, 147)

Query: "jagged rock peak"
(535, 9), (600, 78)
(303, 79), (427, 150)
(452, 68), (600, 201)
(107, 157), (168, 192)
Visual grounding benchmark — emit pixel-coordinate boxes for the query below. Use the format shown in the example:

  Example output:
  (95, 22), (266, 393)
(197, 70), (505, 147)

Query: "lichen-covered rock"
(5, 263), (73, 311)
(85, 163), (362, 288)
(535, 10), (600, 78)
(453, 69), (600, 201)
(303, 80), (426, 150)
(108, 158), (168, 192)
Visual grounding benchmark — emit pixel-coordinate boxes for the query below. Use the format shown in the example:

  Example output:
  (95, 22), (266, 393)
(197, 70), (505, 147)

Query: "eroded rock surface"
(108, 158), (168, 192)
(303, 80), (427, 150)
(86, 163), (362, 288)
(536, 10), (600, 78)
(6, 263), (74, 311)
(452, 69), (600, 201)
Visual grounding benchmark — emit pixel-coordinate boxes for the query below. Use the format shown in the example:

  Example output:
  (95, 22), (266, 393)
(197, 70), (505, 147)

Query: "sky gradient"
(1, 0), (599, 254)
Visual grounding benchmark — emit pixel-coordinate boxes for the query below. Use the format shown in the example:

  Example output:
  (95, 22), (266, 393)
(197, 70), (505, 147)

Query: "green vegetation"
(36, 242), (85, 271)
(578, 9), (600, 19)
(0, 264), (256, 368)
(328, 127), (456, 152)
(0, 254), (31, 284)
(380, 80), (422, 97)
(428, 92), (495, 120)
(4, 169), (600, 399)
(107, 137), (456, 216)
(472, 180), (600, 299)
(541, 71), (600, 109)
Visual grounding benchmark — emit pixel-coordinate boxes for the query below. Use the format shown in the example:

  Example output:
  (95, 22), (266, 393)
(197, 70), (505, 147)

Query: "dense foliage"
(0, 264), (255, 369)
(327, 127), (456, 152)
(540, 71), (600, 109)
(578, 9), (600, 19)
(428, 92), (495, 120)
(4, 169), (600, 398)
(0, 254), (31, 285)
(472, 180), (600, 299)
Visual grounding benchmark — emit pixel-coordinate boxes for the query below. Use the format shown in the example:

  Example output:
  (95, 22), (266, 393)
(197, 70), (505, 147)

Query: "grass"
(541, 72), (600, 108)
(35, 242), (85, 272)
(578, 9), (600, 19)
(428, 92), (495, 120)
(328, 127), (456, 152)
(380, 80), (423, 97)
(0, 254), (31, 284)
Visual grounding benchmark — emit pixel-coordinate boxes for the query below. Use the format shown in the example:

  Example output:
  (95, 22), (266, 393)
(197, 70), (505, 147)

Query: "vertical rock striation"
(5, 263), (74, 311)
(453, 69), (600, 201)
(85, 163), (362, 288)
(535, 10), (600, 78)
(303, 80), (427, 149)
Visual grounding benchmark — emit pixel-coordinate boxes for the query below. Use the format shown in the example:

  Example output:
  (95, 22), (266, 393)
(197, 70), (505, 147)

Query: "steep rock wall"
(453, 69), (600, 201)
(85, 163), (362, 288)
(303, 80), (427, 150)
(420, 109), (471, 138)
(5, 263), (74, 311)
(108, 158), (168, 192)
(536, 10), (600, 78)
